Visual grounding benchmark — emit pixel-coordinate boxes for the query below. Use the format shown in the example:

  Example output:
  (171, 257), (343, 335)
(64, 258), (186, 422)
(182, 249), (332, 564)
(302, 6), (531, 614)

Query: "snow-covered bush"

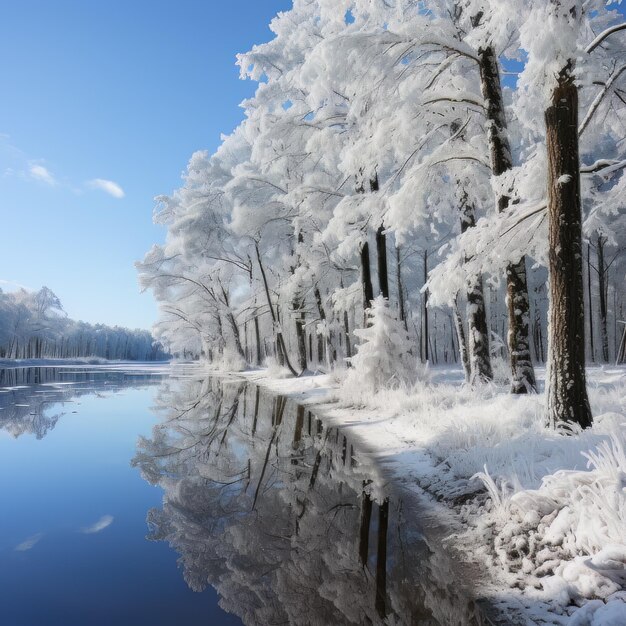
(341, 297), (419, 402)
(263, 356), (292, 379)
(491, 355), (512, 387)
(214, 348), (247, 372)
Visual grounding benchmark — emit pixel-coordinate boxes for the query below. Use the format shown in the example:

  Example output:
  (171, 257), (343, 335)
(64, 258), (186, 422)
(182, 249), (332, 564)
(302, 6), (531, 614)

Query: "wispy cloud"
(0, 279), (31, 290)
(81, 514), (114, 534)
(15, 533), (44, 551)
(29, 163), (57, 186)
(87, 178), (125, 199)
(2, 136), (124, 198)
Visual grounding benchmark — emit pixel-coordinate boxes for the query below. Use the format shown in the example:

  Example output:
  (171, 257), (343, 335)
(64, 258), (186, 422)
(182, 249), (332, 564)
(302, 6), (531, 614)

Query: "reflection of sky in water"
(0, 369), (242, 626)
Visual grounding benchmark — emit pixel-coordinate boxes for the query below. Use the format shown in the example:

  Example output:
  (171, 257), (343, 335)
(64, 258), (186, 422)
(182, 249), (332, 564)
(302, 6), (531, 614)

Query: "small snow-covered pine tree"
(344, 296), (417, 396)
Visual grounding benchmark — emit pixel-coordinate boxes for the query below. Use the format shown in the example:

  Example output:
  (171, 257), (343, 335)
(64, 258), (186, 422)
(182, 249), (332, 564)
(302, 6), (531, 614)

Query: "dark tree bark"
(375, 498), (389, 619)
(617, 323), (626, 364)
(532, 304), (539, 360)
(292, 404), (304, 454)
(545, 72), (592, 429)
(423, 250), (429, 363)
(343, 310), (352, 360)
(355, 173), (377, 315)
(294, 305), (308, 372)
(376, 225), (389, 299)
(361, 241), (374, 312)
(587, 243), (595, 362)
(396, 245), (408, 330)
(368, 173), (389, 301)
(317, 332), (324, 365)
(596, 235), (610, 363)
(478, 44), (536, 393)
(432, 311), (439, 365)
(275, 305), (284, 367)
(254, 313), (262, 366)
(358, 487), (372, 567)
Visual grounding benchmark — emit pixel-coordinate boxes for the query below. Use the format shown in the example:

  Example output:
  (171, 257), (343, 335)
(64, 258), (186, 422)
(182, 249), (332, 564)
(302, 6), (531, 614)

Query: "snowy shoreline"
(235, 364), (626, 625)
(4, 359), (622, 622)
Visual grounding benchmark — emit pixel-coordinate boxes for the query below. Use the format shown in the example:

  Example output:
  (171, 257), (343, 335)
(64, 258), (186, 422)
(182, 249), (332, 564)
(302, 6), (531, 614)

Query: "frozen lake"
(0, 365), (488, 625)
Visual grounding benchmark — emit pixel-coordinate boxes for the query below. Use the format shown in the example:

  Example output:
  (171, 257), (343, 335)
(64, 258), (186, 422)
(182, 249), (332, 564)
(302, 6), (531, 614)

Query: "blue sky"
(0, 0), (291, 330)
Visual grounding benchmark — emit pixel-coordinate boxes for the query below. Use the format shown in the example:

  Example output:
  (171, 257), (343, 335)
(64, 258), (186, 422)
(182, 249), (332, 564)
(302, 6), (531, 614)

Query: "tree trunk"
(545, 74), (592, 429)
(219, 285), (245, 359)
(460, 196), (493, 383)
(227, 311), (245, 359)
(254, 313), (262, 365)
(587, 243), (595, 362)
(295, 304), (308, 372)
(597, 235), (609, 363)
(432, 311), (438, 365)
(376, 225), (389, 299)
(216, 313), (225, 356)
(361, 241), (374, 313)
(396, 245), (408, 330)
(506, 259), (535, 392)
(617, 323), (626, 364)
(343, 310), (352, 360)
(423, 250), (429, 363)
(466, 276), (492, 383)
(313, 286), (333, 369)
(453, 295), (471, 382)
(255, 243), (298, 376)
(478, 44), (536, 393)
(291, 231), (308, 372)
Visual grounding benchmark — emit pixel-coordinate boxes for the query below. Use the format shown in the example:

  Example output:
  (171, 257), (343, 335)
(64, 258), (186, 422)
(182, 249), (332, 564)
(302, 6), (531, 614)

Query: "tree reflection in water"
(134, 375), (490, 626)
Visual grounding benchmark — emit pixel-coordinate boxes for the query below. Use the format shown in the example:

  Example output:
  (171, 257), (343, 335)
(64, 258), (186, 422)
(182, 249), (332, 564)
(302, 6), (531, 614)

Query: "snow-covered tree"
(0, 287), (166, 360)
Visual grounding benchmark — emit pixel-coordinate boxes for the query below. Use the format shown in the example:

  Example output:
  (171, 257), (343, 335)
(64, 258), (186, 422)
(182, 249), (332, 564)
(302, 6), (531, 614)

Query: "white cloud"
(0, 279), (31, 290)
(15, 533), (44, 551)
(81, 514), (114, 534)
(87, 178), (125, 199)
(29, 164), (56, 186)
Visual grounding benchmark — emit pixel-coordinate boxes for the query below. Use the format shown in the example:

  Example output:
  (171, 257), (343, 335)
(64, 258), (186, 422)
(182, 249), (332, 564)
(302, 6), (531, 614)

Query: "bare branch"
(423, 95), (485, 110)
(579, 64), (626, 136)
(586, 22), (626, 54)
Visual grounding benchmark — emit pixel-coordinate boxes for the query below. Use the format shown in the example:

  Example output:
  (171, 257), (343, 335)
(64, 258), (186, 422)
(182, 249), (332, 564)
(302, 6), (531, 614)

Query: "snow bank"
(242, 365), (626, 624)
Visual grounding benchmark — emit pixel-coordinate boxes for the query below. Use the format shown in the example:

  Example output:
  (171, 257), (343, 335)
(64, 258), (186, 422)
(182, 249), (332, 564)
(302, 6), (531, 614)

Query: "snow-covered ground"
(239, 364), (626, 625)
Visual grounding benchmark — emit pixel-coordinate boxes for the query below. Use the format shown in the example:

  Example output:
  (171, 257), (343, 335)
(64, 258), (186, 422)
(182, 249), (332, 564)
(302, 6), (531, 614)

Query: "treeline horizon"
(0, 286), (169, 361)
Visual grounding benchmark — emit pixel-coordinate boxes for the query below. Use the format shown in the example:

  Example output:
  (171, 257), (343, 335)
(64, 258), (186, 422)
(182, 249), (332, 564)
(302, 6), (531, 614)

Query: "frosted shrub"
(216, 348), (247, 372)
(263, 356), (292, 379)
(341, 297), (417, 402)
(490, 355), (512, 387)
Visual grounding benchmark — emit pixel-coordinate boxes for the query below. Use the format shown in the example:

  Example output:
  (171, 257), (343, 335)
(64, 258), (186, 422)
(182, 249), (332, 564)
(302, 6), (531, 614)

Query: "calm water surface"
(0, 365), (241, 626)
(0, 365), (488, 626)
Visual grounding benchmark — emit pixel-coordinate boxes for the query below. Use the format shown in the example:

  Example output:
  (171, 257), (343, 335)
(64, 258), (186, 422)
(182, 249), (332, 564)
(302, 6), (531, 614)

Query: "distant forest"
(0, 287), (168, 361)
